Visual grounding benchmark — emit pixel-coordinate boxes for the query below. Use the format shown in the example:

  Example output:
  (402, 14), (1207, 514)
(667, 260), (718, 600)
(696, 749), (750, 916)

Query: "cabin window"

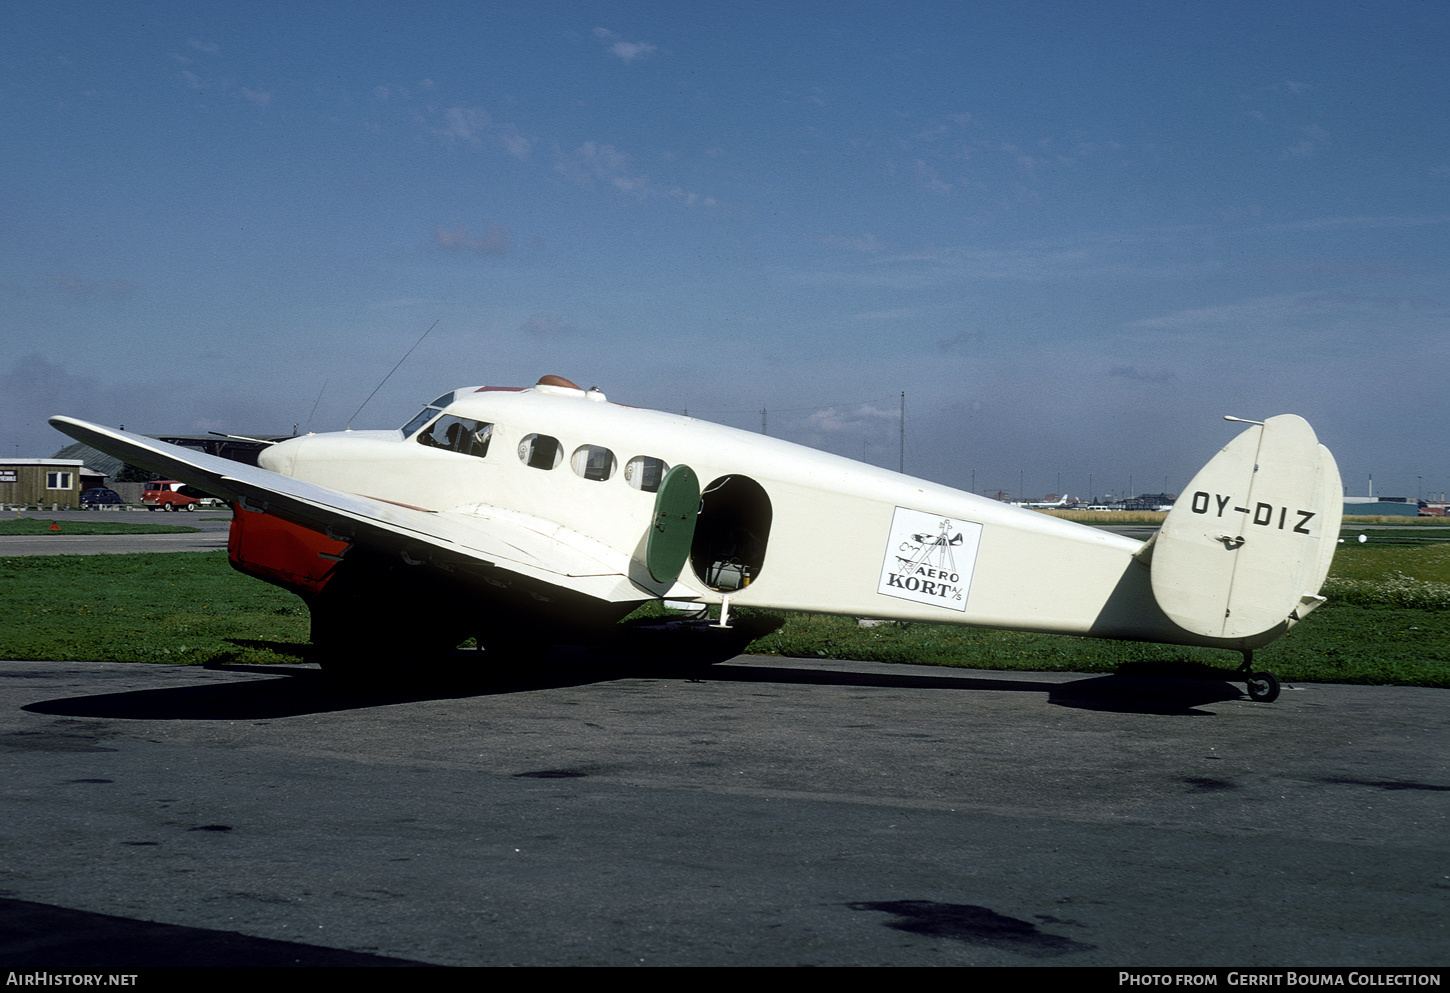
(570, 445), (616, 482)
(518, 433), (563, 470)
(623, 456), (668, 493)
(417, 415), (493, 459)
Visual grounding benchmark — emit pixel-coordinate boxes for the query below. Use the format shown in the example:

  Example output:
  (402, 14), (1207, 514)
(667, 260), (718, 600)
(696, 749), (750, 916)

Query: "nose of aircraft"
(258, 435), (303, 476)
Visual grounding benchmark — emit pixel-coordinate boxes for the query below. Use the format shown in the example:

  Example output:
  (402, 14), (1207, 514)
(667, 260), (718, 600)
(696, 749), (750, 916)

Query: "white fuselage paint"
(261, 384), (1214, 648)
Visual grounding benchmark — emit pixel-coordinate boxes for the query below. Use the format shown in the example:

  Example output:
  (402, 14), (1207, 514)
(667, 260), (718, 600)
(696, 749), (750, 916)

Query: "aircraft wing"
(48, 416), (667, 604)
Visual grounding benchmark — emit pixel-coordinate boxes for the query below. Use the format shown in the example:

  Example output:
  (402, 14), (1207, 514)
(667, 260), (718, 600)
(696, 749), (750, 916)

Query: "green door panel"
(646, 464), (700, 584)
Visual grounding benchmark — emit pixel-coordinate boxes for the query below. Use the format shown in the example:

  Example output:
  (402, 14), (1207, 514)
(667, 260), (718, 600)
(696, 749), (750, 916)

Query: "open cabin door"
(689, 475), (772, 592)
(644, 464), (700, 585)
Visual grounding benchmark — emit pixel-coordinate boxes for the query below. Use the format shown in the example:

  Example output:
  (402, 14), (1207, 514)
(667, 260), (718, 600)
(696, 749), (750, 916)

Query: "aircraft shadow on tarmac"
(21, 628), (1249, 721)
(0, 896), (431, 968)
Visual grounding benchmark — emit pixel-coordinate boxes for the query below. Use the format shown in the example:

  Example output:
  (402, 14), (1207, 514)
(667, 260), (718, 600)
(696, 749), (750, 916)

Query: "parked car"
(79, 486), (124, 508)
(141, 480), (204, 511)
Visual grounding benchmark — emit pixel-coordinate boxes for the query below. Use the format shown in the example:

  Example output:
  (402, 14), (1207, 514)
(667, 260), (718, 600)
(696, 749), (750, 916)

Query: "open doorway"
(690, 475), (772, 592)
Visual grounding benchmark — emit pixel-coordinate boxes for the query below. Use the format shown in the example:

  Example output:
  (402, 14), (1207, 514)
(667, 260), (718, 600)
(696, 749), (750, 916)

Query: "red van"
(141, 480), (203, 511)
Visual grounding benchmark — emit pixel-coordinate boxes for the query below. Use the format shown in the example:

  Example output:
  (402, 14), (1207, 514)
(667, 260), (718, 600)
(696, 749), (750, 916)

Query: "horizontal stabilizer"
(1150, 415), (1341, 641)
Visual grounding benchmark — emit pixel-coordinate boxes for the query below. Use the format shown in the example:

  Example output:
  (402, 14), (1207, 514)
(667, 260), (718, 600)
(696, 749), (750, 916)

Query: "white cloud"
(432, 222), (512, 255)
(1108, 365), (1177, 384)
(556, 141), (647, 198)
(553, 141), (716, 206)
(495, 123), (534, 160)
(439, 106), (492, 144)
(805, 402), (898, 435)
(521, 314), (584, 337)
(593, 27), (656, 62)
(824, 234), (885, 253)
(433, 106), (533, 159)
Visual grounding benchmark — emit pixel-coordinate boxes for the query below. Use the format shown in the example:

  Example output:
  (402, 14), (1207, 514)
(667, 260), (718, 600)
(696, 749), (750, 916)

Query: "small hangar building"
(0, 459), (104, 510)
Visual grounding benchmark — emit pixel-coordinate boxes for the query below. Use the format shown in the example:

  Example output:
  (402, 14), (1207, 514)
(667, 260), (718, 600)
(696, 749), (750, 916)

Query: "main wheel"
(306, 566), (468, 679)
(1246, 671), (1280, 703)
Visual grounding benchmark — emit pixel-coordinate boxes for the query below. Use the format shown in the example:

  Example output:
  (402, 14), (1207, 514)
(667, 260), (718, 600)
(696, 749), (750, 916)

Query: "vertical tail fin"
(1149, 415), (1341, 643)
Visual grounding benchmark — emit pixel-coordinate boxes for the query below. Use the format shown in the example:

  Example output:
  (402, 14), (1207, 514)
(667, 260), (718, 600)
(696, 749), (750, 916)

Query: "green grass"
(731, 602), (1450, 688)
(1341, 515), (1450, 526)
(0, 519), (199, 535)
(0, 553), (308, 665)
(1, 533), (1447, 687)
(1327, 541), (1450, 583)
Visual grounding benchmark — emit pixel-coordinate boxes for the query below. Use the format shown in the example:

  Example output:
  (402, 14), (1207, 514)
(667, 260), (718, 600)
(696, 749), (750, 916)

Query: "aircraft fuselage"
(259, 382), (1212, 647)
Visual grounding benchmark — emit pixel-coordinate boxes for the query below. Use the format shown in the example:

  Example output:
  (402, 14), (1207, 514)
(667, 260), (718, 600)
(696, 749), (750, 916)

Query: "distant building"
(1343, 496), (1419, 517)
(1121, 492), (1175, 512)
(0, 459), (103, 509)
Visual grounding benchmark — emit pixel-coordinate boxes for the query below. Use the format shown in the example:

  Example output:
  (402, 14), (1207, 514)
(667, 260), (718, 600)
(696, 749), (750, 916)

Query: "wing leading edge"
(47, 416), (662, 604)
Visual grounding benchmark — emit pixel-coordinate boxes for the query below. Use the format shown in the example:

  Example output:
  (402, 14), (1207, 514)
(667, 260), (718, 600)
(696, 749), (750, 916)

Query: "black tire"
(1246, 671), (1281, 703)
(307, 567), (467, 679)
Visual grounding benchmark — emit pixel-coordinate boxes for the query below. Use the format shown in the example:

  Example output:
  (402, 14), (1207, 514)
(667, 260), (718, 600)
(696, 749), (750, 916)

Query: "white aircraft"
(50, 376), (1341, 702)
(1017, 495), (1078, 509)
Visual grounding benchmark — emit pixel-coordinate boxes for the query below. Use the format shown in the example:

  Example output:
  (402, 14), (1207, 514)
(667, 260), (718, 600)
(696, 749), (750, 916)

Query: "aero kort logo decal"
(878, 508), (983, 612)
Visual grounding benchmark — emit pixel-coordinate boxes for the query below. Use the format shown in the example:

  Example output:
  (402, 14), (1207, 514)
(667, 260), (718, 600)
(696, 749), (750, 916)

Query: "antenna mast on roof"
(899, 391), (905, 473)
(347, 320), (439, 430)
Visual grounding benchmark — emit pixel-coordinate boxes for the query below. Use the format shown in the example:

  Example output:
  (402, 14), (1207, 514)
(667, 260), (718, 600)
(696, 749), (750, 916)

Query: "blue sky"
(3, 1), (1446, 502)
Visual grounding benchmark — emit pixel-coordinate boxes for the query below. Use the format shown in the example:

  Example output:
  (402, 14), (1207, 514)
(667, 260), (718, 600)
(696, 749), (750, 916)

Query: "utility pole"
(761, 407), (767, 435)
(899, 391), (905, 473)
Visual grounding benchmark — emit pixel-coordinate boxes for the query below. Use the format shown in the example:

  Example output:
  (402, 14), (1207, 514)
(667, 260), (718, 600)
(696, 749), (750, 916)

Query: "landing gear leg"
(1238, 649), (1281, 703)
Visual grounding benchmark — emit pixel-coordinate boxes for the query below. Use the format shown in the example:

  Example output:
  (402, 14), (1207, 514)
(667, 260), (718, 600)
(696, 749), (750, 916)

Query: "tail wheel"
(1246, 671), (1281, 703)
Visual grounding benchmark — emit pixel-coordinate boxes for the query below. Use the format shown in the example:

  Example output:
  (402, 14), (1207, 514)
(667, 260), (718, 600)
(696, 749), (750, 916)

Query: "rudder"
(1149, 415), (1341, 643)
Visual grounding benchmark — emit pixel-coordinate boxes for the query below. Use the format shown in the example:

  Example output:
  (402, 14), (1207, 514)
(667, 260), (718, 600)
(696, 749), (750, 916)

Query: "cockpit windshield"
(400, 392), (457, 438)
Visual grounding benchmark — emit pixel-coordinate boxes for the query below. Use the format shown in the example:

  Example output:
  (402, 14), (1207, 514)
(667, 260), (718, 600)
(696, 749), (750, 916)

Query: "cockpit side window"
(417, 415), (493, 459)
(518, 433), (563, 470)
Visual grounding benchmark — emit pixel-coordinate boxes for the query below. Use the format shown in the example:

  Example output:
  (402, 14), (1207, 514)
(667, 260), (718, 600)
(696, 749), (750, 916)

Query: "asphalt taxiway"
(0, 655), (1445, 967)
(0, 509), (231, 556)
